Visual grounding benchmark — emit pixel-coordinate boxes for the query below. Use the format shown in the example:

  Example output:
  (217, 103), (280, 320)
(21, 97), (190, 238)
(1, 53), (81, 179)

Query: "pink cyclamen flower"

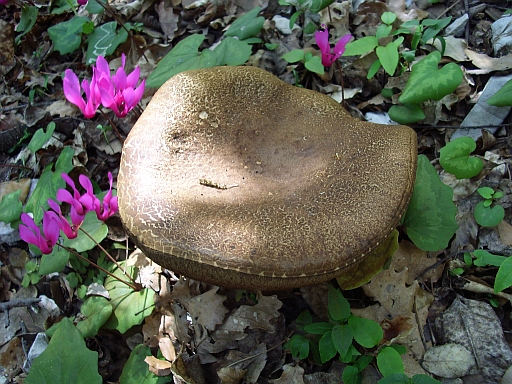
(19, 212), (60, 254)
(63, 55), (144, 118)
(315, 26), (352, 67)
(77, 172), (118, 220)
(0, 0), (9, 5)
(97, 54), (146, 118)
(63, 69), (101, 118)
(77, 0), (88, 4)
(47, 199), (83, 239)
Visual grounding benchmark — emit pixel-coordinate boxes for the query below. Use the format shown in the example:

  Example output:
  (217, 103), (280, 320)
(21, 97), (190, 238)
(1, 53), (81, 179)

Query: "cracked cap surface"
(118, 66), (418, 290)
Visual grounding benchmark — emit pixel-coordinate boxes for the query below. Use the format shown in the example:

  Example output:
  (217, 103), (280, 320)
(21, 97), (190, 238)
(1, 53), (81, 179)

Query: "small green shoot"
(285, 286), (382, 383)
(439, 136), (483, 179)
(465, 250), (512, 294)
(474, 187), (505, 227)
(28, 122), (56, 153)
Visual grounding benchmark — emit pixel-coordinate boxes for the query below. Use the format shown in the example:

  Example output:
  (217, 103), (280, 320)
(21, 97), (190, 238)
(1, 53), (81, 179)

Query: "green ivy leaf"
(24, 146), (74, 223)
(76, 296), (113, 338)
(28, 122), (55, 153)
(0, 190), (22, 224)
(119, 344), (171, 384)
(474, 201), (505, 227)
(319, 331), (337, 363)
(399, 51), (463, 104)
(348, 315), (382, 348)
(328, 286), (350, 321)
(48, 16), (91, 55)
(439, 137), (483, 179)
(344, 36), (379, 56)
(487, 78), (512, 106)
(495, 256), (512, 293)
(388, 103), (425, 124)
(103, 263), (155, 333)
(85, 21), (128, 65)
(377, 347), (404, 377)
(403, 155), (458, 251)
(26, 318), (102, 384)
(224, 7), (264, 40)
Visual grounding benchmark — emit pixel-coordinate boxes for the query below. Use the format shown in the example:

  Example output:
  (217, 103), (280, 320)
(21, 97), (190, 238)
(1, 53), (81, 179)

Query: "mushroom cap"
(118, 66), (417, 290)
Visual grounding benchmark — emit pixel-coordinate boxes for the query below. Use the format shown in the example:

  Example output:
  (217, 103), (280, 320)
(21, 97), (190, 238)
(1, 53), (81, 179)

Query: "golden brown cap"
(118, 66), (417, 290)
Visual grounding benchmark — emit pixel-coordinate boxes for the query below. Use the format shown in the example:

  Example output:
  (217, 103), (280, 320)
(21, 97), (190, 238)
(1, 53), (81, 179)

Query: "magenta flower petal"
(126, 67), (141, 88)
(63, 70), (87, 113)
(333, 33), (352, 57)
(42, 211), (60, 248)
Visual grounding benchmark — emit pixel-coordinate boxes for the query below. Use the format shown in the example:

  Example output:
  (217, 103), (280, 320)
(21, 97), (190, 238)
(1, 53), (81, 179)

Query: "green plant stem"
(78, 227), (141, 289)
(59, 244), (140, 291)
(99, 109), (125, 143)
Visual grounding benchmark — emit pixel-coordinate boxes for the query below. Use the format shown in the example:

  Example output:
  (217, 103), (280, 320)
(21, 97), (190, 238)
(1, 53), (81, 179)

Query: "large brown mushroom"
(117, 66), (417, 291)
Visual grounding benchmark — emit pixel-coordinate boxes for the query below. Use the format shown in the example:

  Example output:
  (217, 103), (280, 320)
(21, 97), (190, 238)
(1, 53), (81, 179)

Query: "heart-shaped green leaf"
(439, 136), (483, 179)
(376, 42), (399, 76)
(399, 51), (463, 104)
(474, 201), (505, 227)
(26, 318), (102, 384)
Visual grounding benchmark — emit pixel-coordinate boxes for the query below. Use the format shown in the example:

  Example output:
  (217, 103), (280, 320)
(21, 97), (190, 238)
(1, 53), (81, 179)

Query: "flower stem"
(78, 227), (141, 289)
(59, 244), (140, 291)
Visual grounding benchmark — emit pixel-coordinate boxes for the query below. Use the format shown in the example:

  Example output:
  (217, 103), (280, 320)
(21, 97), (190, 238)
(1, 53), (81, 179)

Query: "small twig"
(0, 298), (41, 312)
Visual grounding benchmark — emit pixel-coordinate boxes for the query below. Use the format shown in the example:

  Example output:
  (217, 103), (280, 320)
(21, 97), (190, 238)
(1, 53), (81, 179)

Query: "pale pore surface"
(118, 66), (417, 289)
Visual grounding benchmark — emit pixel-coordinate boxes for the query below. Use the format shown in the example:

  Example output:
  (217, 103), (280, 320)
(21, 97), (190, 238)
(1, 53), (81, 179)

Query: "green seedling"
(466, 250), (512, 294)
(376, 346), (441, 384)
(285, 286), (383, 383)
(282, 49), (324, 75)
(474, 187), (505, 227)
(439, 136), (483, 179)
(147, 7), (264, 88)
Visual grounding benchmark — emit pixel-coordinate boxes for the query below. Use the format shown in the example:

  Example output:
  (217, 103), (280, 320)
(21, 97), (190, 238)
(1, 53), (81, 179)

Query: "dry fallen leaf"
(145, 355), (172, 376)
(422, 343), (476, 379)
(270, 363), (305, 384)
(434, 296), (512, 382)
